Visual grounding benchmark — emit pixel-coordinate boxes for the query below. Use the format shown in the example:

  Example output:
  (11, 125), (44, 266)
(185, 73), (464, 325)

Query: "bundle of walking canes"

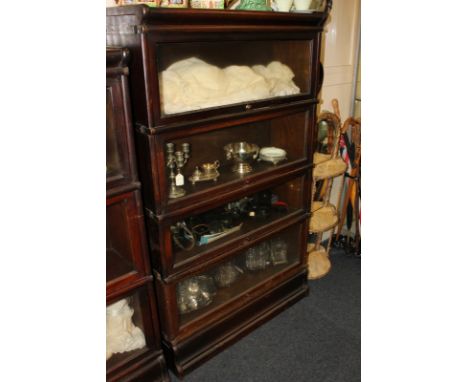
(313, 99), (361, 257)
(332, 101), (361, 257)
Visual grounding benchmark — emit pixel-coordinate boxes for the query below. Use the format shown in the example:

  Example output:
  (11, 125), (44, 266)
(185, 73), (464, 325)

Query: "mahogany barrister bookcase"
(107, 3), (331, 378)
(106, 47), (169, 382)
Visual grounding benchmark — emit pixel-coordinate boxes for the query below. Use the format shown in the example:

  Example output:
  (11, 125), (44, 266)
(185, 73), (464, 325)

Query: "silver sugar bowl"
(224, 142), (259, 174)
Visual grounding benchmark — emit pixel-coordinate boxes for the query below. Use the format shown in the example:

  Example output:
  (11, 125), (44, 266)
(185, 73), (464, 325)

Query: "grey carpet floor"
(175, 248), (361, 382)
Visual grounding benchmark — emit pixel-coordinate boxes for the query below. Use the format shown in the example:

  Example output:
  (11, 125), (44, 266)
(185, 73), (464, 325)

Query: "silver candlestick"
(166, 142), (190, 199)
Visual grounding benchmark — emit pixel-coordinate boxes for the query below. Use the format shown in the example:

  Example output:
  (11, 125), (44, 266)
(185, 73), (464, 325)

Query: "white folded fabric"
(160, 57), (300, 114)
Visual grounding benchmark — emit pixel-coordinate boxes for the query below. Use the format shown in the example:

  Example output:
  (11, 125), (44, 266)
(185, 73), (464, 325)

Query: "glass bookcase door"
(155, 40), (312, 118)
(106, 287), (153, 372)
(161, 110), (309, 206)
(165, 174), (306, 269)
(176, 223), (303, 327)
(106, 87), (122, 179)
(107, 191), (146, 283)
(106, 80), (133, 190)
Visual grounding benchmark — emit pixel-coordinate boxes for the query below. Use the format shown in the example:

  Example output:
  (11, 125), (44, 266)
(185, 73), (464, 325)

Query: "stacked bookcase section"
(107, 3), (332, 377)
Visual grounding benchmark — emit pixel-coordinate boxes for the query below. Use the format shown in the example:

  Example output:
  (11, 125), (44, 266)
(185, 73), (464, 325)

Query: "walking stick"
(335, 117), (361, 242)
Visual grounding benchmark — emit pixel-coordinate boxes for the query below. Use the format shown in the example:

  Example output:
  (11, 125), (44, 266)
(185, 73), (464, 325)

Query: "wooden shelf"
(160, 163), (309, 220)
(179, 261), (297, 327)
(174, 209), (301, 269)
(169, 269), (308, 376)
(170, 160), (296, 206)
(173, 221), (303, 332)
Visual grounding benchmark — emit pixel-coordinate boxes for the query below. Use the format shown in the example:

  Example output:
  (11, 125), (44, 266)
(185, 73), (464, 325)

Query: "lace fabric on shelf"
(159, 57), (300, 114)
(106, 298), (146, 360)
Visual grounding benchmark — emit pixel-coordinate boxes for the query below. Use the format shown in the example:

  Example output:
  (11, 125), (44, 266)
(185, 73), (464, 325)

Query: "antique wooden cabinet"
(107, 3), (331, 377)
(106, 47), (169, 382)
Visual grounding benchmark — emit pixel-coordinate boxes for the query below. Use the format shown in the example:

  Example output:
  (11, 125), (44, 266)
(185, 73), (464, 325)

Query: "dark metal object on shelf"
(171, 221), (196, 251)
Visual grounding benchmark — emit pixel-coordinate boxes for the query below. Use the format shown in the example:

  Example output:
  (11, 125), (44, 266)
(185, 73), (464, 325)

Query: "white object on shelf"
(106, 298), (146, 360)
(159, 57), (300, 115)
(293, 0), (312, 11)
(259, 147), (287, 165)
(274, 0), (293, 12)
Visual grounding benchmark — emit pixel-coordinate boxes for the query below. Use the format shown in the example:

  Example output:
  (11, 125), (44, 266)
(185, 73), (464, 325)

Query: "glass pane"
(106, 289), (149, 369)
(176, 223), (302, 325)
(170, 175), (305, 267)
(156, 40), (311, 116)
(107, 197), (136, 282)
(164, 110), (308, 203)
(106, 87), (122, 178)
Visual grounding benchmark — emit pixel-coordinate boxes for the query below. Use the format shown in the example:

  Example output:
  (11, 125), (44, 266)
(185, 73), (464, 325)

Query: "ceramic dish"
(259, 147), (287, 165)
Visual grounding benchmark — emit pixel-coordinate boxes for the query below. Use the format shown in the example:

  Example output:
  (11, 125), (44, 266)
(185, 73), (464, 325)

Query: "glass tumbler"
(270, 239), (288, 265)
(245, 242), (270, 271)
